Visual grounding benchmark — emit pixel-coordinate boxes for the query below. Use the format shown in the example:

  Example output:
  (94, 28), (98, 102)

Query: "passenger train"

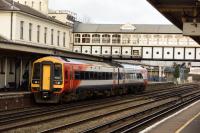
(31, 56), (148, 103)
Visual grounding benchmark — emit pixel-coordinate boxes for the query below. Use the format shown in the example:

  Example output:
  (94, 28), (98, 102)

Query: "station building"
(0, 0), (74, 90)
(73, 23), (200, 66)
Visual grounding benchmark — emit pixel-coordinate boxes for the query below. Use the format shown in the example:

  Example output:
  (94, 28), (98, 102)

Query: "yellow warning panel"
(42, 65), (51, 91)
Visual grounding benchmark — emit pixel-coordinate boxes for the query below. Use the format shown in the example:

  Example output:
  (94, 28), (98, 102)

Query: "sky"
(49, 0), (172, 24)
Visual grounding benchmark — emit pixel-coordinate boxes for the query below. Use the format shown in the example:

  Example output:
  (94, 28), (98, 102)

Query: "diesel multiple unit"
(31, 56), (148, 103)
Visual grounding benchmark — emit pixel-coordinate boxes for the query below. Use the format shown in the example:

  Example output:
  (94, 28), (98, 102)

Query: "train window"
(99, 72), (103, 80)
(91, 72), (95, 79)
(106, 72), (109, 80)
(33, 63), (40, 79)
(54, 64), (62, 80)
(85, 72), (90, 80)
(94, 72), (97, 80)
(102, 72), (106, 80)
(75, 71), (80, 80)
(110, 73), (113, 79)
(80, 71), (84, 79)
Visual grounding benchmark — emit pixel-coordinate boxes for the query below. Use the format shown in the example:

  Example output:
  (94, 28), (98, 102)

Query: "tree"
(173, 65), (180, 78)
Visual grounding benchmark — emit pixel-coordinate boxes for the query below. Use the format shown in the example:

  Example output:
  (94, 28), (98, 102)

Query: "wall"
(14, 0), (49, 14)
(12, 12), (72, 51)
(0, 12), (11, 40)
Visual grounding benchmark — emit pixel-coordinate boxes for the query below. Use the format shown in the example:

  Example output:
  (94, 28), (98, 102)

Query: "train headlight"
(54, 81), (62, 85)
(32, 80), (40, 84)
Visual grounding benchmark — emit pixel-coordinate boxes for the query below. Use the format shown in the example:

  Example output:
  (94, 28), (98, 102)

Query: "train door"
(70, 66), (74, 89)
(41, 62), (53, 91)
(64, 65), (73, 91)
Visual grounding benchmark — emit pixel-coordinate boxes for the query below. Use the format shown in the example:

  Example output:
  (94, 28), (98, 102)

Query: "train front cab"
(31, 59), (65, 103)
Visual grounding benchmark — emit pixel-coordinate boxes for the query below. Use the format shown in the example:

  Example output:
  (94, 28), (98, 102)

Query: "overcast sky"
(49, 0), (172, 24)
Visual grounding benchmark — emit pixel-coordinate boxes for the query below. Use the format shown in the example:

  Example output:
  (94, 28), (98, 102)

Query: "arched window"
(75, 34), (81, 43)
(112, 34), (121, 44)
(82, 34), (90, 43)
(92, 34), (100, 43)
(102, 34), (110, 43)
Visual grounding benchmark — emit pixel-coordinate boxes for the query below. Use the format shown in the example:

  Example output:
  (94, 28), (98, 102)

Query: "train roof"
(65, 58), (116, 67)
(34, 56), (146, 69)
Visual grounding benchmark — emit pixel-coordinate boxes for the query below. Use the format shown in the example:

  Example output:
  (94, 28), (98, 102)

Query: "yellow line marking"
(175, 111), (200, 133)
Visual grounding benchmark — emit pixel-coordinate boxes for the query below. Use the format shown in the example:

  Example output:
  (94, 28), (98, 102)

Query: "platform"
(0, 91), (33, 111)
(140, 100), (200, 133)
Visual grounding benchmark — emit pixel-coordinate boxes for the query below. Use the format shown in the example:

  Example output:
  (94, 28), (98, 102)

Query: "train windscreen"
(33, 63), (40, 79)
(54, 64), (62, 80)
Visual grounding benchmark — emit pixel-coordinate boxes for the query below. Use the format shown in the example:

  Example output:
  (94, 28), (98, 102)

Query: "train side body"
(31, 56), (148, 103)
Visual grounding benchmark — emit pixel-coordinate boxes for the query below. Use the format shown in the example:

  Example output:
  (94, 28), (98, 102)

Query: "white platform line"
(140, 100), (200, 133)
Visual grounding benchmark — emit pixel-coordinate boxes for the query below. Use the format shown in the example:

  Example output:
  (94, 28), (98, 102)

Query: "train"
(31, 56), (148, 103)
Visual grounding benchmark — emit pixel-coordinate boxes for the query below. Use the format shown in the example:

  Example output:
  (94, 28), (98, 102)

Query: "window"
(75, 71), (80, 80)
(63, 32), (66, 47)
(32, 1), (34, 7)
(133, 50), (139, 56)
(37, 25), (40, 43)
(54, 64), (62, 80)
(39, 2), (42, 11)
(122, 35), (131, 44)
(29, 23), (32, 41)
(44, 27), (47, 44)
(51, 29), (54, 45)
(102, 34), (110, 43)
(132, 34), (140, 44)
(75, 34), (81, 43)
(74, 71), (113, 80)
(57, 31), (60, 46)
(112, 34), (121, 44)
(33, 63), (40, 79)
(92, 34), (100, 43)
(82, 34), (90, 43)
(20, 21), (24, 40)
(85, 72), (90, 80)
(80, 71), (84, 79)
(143, 34), (151, 44)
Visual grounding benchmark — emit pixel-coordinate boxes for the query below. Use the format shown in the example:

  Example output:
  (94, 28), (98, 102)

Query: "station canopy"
(147, 0), (200, 44)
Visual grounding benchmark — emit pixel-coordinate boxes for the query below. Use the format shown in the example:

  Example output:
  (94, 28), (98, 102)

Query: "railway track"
(81, 91), (200, 133)
(39, 88), (200, 133)
(0, 83), (192, 118)
(1, 83), (198, 133)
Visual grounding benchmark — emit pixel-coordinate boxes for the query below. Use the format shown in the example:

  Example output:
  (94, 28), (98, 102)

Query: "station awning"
(147, 0), (200, 44)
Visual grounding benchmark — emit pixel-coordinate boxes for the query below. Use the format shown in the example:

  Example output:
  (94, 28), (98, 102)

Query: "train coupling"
(42, 91), (50, 99)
